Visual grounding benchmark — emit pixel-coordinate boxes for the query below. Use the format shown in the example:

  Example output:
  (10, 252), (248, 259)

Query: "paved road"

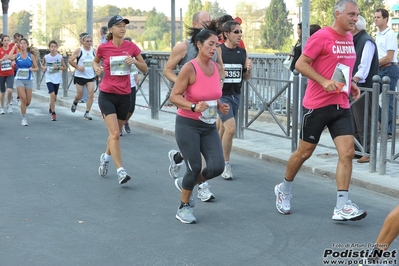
(0, 98), (398, 266)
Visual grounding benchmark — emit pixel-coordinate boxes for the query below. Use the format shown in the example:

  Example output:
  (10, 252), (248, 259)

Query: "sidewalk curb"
(32, 92), (399, 199)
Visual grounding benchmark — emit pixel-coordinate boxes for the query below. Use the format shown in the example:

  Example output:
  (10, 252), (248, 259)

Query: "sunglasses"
(231, 30), (243, 34)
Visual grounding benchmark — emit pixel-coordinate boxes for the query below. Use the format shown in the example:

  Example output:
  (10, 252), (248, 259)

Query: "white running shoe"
(221, 162), (233, 180)
(176, 204), (197, 224)
(21, 118), (28, 126)
(98, 153), (109, 177)
(0, 108), (4, 114)
(7, 105), (12, 113)
(168, 149), (183, 179)
(197, 182), (215, 202)
(117, 169), (131, 184)
(274, 183), (292, 215)
(332, 200), (367, 221)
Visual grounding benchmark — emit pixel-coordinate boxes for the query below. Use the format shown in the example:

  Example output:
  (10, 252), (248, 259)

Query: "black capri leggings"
(175, 115), (225, 191)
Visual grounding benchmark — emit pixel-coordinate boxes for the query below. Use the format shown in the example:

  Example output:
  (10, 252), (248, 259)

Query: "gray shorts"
(0, 75), (15, 93)
(15, 79), (34, 89)
(217, 94), (240, 122)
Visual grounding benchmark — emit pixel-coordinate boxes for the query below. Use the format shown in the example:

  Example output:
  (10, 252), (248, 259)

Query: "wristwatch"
(191, 103), (196, 112)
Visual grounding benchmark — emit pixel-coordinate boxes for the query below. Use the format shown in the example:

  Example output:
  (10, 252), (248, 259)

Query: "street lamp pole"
(1, 0), (9, 35)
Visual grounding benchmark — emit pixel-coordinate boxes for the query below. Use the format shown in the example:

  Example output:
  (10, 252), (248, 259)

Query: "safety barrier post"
(379, 76), (390, 175)
(369, 76), (380, 172)
(62, 56), (69, 97)
(149, 59), (160, 120)
(291, 70), (300, 152)
(36, 58), (42, 90)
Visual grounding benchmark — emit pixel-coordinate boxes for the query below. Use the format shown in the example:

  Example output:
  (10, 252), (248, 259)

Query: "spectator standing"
(41, 40), (67, 121)
(100, 26), (108, 44)
(350, 16), (379, 163)
(68, 34), (96, 120)
(15, 38), (39, 126)
(218, 20), (252, 180)
(169, 28), (229, 223)
(93, 15), (148, 185)
(273, 0), (367, 222)
(374, 8), (399, 139)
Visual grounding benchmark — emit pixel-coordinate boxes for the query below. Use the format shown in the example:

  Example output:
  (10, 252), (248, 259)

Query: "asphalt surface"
(0, 94), (398, 266)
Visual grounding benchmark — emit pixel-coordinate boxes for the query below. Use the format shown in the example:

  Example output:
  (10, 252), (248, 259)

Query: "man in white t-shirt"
(375, 8), (399, 138)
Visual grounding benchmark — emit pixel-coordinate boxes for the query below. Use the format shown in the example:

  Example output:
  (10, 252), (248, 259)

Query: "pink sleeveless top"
(177, 59), (222, 121)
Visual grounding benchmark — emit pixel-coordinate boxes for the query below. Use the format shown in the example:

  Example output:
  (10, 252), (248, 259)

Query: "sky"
(6, 0), (268, 17)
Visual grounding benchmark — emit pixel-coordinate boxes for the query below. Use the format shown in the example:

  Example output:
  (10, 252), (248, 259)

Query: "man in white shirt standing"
(374, 8), (399, 138)
(351, 15), (379, 163)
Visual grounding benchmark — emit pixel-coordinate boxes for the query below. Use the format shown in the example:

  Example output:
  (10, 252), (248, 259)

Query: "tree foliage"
(261, 0), (292, 50)
(183, 0), (203, 36)
(235, 2), (265, 50)
(310, 0), (385, 35)
(8, 11), (32, 37)
(95, 5), (121, 18)
(203, 1), (227, 20)
(142, 8), (170, 41)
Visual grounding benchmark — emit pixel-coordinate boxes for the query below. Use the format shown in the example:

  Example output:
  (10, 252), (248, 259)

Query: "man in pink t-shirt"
(274, 0), (367, 222)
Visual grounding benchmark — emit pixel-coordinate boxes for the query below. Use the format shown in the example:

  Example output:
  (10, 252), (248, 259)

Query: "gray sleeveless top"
(178, 40), (218, 67)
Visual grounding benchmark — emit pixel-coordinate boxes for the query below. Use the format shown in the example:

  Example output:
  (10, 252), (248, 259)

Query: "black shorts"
(98, 91), (131, 120)
(74, 76), (95, 85)
(300, 105), (354, 144)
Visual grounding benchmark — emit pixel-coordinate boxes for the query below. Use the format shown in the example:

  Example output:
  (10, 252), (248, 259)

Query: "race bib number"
(46, 62), (59, 74)
(83, 59), (93, 68)
(224, 64), (242, 83)
(199, 100), (217, 124)
(1, 60), (12, 71)
(16, 68), (30, 80)
(110, 56), (130, 76)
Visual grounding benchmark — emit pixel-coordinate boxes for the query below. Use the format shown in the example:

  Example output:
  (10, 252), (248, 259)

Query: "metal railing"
(33, 52), (398, 174)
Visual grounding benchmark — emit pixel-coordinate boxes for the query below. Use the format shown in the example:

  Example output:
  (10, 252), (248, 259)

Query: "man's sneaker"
(71, 103), (77, 113)
(274, 183), (292, 215)
(7, 105), (12, 113)
(51, 113), (56, 121)
(83, 113), (92, 120)
(21, 118), (28, 126)
(221, 162), (233, 180)
(17, 97), (20, 106)
(0, 108), (4, 114)
(98, 153), (109, 177)
(119, 130), (123, 136)
(117, 169), (131, 184)
(332, 200), (367, 221)
(168, 149), (183, 179)
(197, 182), (215, 202)
(174, 178), (195, 207)
(176, 204), (197, 224)
(124, 122), (131, 134)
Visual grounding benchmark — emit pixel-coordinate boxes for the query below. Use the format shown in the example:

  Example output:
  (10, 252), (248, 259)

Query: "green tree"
(8, 11), (32, 37)
(261, 0), (292, 50)
(310, 0), (384, 34)
(95, 5), (121, 19)
(203, 1), (226, 19)
(183, 0), (203, 37)
(139, 8), (171, 50)
(234, 2), (265, 51)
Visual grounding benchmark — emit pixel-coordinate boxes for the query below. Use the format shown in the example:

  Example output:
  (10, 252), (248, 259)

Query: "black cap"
(108, 15), (130, 28)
